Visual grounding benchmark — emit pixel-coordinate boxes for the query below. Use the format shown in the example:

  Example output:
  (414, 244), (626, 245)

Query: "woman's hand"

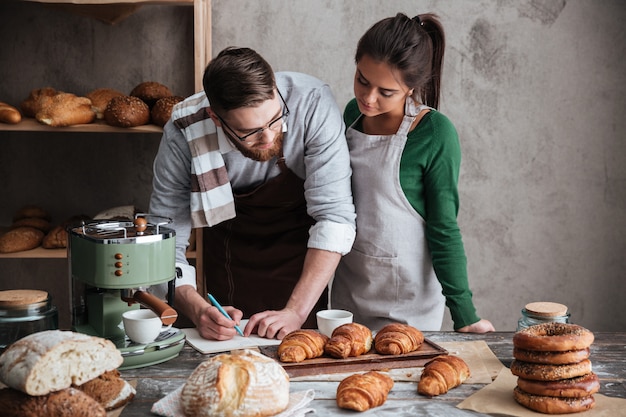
(456, 318), (495, 333)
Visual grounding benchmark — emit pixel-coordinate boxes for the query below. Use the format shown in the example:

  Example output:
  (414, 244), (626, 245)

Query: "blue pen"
(207, 293), (244, 336)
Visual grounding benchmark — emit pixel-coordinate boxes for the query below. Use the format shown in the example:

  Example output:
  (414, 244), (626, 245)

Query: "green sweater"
(344, 98), (480, 329)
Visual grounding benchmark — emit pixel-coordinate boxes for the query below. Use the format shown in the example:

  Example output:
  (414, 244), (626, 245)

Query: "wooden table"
(119, 331), (626, 416)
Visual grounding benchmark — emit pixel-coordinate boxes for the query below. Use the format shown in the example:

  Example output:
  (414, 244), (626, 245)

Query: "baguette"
(0, 101), (21, 124)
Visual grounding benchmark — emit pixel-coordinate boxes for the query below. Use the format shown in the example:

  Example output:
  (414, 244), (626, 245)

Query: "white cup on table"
(122, 309), (171, 344)
(316, 309), (353, 337)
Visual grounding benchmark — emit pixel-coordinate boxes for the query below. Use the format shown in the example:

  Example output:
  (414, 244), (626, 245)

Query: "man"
(149, 47), (356, 340)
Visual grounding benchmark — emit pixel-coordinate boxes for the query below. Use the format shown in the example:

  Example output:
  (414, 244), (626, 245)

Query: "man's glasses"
(215, 89), (290, 142)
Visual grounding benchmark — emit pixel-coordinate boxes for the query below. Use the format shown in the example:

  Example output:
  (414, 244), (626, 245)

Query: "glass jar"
(0, 290), (59, 349)
(517, 301), (570, 331)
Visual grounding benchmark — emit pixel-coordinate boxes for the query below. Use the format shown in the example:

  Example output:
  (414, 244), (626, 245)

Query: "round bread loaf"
(0, 330), (123, 396)
(151, 96), (183, 127)
(13, 205), (50, 222)
(180, 349), (289, 417)
(510, 359), (592, 381)
(516, 373), (600, 398)
(513, 386), (595, 414)
(86, 88), (124, 119)
(130, 81), (172, 108)
(104, 96), (150, 127)
(0, 227), (44, 253)
(513, 323), (594, 352)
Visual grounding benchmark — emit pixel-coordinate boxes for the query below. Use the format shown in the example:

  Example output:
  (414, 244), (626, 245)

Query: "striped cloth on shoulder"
(171, 91), (236, 227)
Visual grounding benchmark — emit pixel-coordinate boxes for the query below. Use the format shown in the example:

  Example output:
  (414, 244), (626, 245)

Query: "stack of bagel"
(511, 322), (598, 414)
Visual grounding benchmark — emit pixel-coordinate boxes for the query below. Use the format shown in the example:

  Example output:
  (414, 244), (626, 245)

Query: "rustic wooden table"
(119, 331), (626, 416)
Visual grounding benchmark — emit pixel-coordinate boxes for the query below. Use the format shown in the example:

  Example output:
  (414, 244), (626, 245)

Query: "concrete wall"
(1, 1), (624, 331)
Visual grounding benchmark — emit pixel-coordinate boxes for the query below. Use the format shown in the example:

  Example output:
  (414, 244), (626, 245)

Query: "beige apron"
(332, 98), (445, 331)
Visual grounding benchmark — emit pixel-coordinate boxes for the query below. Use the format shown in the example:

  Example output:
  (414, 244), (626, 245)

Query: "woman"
(332, 13), (494, 333)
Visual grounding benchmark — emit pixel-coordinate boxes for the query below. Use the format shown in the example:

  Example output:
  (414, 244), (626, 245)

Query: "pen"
(207, 293), (244, 336)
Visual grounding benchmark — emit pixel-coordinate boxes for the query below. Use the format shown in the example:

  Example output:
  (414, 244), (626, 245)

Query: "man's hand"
(456, 318), (495, 333)
(245, 307), (305, 340)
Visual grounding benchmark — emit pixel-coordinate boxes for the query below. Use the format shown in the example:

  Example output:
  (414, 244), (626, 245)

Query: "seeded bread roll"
(86, 88), (124, 119)
(0, 227), (44, 253)
(130, 81), (172, 108)
(104, 96), (150, 127)
(36, 93), (96, 127)
(151, 95), (183, 127)
(0, 330), (123, 396)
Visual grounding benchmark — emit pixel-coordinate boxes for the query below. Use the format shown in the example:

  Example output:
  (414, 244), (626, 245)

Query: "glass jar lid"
(524, 301), (568, 318)
(0, 289), (50, 312)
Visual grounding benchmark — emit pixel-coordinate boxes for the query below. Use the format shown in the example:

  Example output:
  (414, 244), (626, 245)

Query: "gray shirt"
(149, 72), (356, 288)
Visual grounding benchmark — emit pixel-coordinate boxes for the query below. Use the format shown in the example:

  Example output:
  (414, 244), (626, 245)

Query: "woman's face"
(354, 54), (412, 117)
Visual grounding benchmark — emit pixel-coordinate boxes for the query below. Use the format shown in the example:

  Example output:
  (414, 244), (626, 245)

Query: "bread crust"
(0, 387), (107, 417)
(0, 227), (44, 253)
(130, 81), (172, 108)
(0, 330), (123, 396)
(20, 87), (59, 117)
(510, 359), (592, 381)
(513, 323), (594, 352)
(513, 386), (595, 414)
(36, 93), (95, 127)
(516, 373), (600, 398)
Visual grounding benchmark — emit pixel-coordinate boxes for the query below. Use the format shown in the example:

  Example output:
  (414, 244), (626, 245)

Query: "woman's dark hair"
(355, 13), (445, 109)
(203, 47), (276, 113)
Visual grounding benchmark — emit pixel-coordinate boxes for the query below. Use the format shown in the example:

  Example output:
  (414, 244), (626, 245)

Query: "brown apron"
(202, 157), (325, 328)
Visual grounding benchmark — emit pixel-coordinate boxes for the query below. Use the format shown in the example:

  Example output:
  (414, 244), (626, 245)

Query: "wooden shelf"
(0, 246), (196, 259)
(0, 117), (163, 134)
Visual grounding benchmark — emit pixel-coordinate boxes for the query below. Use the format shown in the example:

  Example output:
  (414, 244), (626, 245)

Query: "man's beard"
(230, 130), (284, 162)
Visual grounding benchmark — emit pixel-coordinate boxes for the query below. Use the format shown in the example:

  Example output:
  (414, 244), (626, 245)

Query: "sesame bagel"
(510, 359), (592, 381)
(513, 386), (595, 414)
(516, 372), (600, 398)
(513, 323), (594, 352)
(513, 347), (590, 365)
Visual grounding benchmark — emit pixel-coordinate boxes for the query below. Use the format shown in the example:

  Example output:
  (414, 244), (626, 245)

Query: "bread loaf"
(130, 81), (172, 108)
(13, 205), (50, 222)
(86, 88), (124, 119)
(0, 227), (44, 253)
(0, 101), (22, 124)
(76, 369), (135, 411)
(324, 322), (373, 359)
(336, 371), (394, 411)
(180, 349), (289, 417)
(0, 330), (123, 396)
(151, 95), (183, 127)
(417, 355), (470, 397)
(11, 217), (51, 233)
(42, 225), (68, 249)
(36, 93), (96, 127)
(0, 387), (107, 417)
(104, 96), (150, 127)
(277, 329), (328, 363)
(20, 87), (59, 117)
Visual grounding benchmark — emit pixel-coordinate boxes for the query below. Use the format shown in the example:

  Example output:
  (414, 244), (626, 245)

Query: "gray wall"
(1, 1), (624, 331)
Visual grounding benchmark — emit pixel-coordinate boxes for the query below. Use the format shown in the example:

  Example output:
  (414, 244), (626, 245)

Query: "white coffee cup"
(122, 309), (172, 344)
(316, 309), (353, 337)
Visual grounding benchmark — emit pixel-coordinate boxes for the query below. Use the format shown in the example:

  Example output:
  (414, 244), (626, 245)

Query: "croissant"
(417, 355), (470, 397)
(324, 323), (373, 359)
(374, 323), (424, 355)
(336, 371), (394, 411)
(277, 329), (329, 363)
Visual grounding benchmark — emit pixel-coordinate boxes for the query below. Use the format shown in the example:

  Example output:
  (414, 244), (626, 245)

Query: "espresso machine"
(68, 214), (185, 369)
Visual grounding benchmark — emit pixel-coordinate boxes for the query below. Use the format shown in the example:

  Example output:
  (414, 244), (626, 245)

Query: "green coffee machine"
(68, 214), (185, 369)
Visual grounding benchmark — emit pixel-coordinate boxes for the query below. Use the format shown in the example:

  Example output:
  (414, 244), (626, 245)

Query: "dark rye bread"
(0, 387), (106, 417)
(77, 369), (135, 410)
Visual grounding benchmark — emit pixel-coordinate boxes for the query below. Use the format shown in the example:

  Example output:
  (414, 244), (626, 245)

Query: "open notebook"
(181, 320), (281, 354)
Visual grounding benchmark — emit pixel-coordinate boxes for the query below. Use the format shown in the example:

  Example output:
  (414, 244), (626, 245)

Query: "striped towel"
(172, 92), (236, 227)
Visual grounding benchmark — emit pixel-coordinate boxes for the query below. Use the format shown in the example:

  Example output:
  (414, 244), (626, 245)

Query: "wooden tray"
(260, 338), (447, 378)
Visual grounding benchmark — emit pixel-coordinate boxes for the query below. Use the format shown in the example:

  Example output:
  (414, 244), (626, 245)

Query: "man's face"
(212, 95), (285, 162)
